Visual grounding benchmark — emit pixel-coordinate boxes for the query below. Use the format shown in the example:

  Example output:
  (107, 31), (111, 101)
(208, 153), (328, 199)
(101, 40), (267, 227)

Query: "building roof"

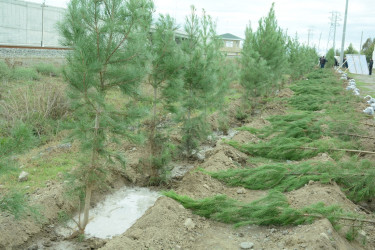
(219, 33), (243, 41)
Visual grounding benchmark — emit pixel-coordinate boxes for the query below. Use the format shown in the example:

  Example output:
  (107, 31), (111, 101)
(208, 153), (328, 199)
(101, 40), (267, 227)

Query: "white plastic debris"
(363, 107), (374, 115)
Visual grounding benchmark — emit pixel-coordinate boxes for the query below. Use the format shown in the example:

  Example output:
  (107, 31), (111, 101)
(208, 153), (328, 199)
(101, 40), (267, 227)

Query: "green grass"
(12, 67), (40, 81)
(33, 63), (60, 76)
(0, 151), (79, 192)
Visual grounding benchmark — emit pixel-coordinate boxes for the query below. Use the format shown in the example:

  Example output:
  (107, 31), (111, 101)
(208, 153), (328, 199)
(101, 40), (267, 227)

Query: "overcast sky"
(26, 0), (375, 54)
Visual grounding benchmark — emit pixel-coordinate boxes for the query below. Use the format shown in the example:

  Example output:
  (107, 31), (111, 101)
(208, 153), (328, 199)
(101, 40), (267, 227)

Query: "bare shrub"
(0, 83), (70, 135)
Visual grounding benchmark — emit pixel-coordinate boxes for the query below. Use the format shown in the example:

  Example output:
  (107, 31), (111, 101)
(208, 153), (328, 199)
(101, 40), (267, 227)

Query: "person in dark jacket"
(343, 57), (348, 68)
(319, 56), (327, 68)
(369, 59), (373, 75)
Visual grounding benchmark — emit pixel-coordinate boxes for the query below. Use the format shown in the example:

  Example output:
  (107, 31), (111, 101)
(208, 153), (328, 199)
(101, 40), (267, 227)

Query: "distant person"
(343, 57), (348, 68)
(369, 59), (373, 75)
(334, 57), (338, 67)
(319, 56), (327, 68)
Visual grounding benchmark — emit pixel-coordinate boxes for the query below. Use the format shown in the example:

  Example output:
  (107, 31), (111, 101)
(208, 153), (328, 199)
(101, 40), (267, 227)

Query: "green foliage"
(0, 122), (37, 156)
(34, 63), (60, 76)
(289, 78), (342, 111)
(240, 24), (270, 98)
(12, 67), (40, 81)
(240, 3), (288, 99)
(325, 48), (335, 68)
(230, 69), (364, 162)
(0, 191), (41, 220)
(146, 14), (184, 178)
(206, 159), (375, 203)
(58, 0), (154, 231)
(179, 6), (226, 155)
(0, 60), (11, 83)
(227, 137), (318, 160)
(344, 43), (359, 55)
(164, 190), (354, 227)
(361, 37), (375, 61)
(286, 35), (318, 80)
(286, 35), (318, 79)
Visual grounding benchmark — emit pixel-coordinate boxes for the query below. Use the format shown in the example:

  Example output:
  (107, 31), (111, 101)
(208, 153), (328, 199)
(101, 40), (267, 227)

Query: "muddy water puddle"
(56, 187), (161, 239)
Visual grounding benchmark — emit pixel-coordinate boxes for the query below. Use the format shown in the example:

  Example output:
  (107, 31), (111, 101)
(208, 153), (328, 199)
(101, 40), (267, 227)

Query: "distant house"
(219, 33), (243, 57)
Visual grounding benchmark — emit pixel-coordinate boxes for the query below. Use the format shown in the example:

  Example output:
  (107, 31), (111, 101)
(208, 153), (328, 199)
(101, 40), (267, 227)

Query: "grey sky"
(27, 0), (375, 54)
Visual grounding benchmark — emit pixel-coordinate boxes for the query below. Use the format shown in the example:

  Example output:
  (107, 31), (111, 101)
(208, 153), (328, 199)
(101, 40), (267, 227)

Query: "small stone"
(58, 143), (72, 150)
(321, 153), (328, 157)
(308, 180), (314, 185)
(18, 171), (29, 182)
(203, 184), (210, 190)
(237, 188), (246, 194)
(327, 229), (333, 236)
(175, 245), (182, 249)
(184, 218), (195, 230)
(358, 230), (367, 243)
(320, 232), (329, 240)
(43, 241), (52, 247)
(27, 244), (38, 250)
(270, 228), (276, 233)
(239, 242), (254, 249)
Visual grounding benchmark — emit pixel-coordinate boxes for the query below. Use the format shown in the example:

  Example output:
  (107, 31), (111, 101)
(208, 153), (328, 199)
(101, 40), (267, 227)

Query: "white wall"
(0, 0), (65, 46)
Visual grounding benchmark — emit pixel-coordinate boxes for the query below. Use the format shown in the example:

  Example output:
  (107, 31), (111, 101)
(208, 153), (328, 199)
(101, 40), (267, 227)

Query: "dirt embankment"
(2, 74), (375, 250)
(101, 83), (375, 250)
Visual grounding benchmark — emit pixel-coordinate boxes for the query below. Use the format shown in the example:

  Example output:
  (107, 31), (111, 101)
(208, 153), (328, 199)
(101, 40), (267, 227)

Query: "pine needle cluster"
(164, 190), (355, 227)
(230, 68), (365, 161)
(205, 159), (375, 203)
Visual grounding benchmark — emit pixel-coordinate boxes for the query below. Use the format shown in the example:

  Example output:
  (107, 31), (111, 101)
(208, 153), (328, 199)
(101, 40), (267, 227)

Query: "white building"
(0, 0), (65, 47)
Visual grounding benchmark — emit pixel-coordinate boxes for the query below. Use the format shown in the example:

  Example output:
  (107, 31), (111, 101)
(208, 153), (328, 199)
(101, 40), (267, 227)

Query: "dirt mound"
(100, 196), (359, 250)
(287, 182), (358, 212)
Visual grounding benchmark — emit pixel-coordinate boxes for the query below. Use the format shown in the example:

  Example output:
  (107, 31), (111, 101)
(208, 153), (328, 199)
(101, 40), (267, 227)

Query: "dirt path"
(352, 74), (375, 96)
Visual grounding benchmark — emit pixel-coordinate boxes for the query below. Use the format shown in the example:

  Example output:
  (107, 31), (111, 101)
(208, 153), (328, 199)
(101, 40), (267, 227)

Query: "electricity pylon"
(326, 11), (341, 55)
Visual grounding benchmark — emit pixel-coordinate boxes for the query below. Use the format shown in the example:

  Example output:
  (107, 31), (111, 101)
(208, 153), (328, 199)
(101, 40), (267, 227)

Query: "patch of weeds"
(34, 63), (60, 76)
(12, 67), (40, 81)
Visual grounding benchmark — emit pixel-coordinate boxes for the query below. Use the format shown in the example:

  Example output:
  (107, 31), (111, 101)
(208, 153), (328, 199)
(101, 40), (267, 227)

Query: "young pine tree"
(58, 0), (153, 234)
(286, 35), (318, 79)
(255, 3), (287, 88)
(242, 3), (287, 97)
(240, 24), (271, 98)
(179, 7), (225, 156)
(147, 14), (184, 182)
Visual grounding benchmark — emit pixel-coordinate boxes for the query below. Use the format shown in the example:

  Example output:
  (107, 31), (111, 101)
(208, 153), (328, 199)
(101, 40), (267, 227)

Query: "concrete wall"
(0, 0), (65, 47)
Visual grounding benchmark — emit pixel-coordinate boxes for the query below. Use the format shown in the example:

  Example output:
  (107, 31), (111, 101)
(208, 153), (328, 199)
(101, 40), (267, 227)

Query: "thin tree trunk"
(80, 111), (100, 232)
(80, 184), (92, 231)
(150, 86), (158, 177)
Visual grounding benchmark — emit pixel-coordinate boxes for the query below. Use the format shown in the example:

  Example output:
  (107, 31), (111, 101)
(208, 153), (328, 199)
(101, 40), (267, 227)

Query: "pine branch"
(302, 214), (375, 224)
(300, 146), (375, 155)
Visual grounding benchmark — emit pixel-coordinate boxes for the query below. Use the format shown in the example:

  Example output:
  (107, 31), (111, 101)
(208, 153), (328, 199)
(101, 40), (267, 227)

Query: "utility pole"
(41, 1), (46, 47)
(359, 31), (363, 54)
(340, 0), (349, 65)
